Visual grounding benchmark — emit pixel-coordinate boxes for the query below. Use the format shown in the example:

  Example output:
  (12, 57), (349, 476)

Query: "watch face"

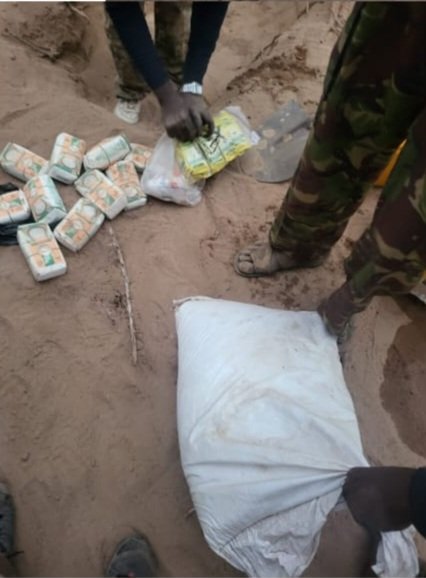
(182, 82), (203, 95)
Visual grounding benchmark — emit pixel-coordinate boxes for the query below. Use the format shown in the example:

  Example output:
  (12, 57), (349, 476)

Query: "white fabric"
(175, 297), (418, 577)
(373, 528), (419, 577)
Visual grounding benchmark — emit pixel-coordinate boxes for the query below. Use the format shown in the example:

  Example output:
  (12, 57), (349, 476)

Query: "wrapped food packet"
(106, 160), (147, 210)
(54, 198), (104, 252)
(83, 134), (131, 171)
(23, 175), (67, 225)
(48, 133), (86, 184)
(125, 143), (153, 172)
(17, 222), (67, 282)
(75, 169), (127, 219)
(176, 108), (253, 180)
(0, 143), (48, 182)
(0, 189), (31, 225)
(141, 134), (204, 207)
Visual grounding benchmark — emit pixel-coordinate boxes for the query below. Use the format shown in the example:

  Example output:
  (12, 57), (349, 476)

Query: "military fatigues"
(269, 3), (426, 328)
(105, 2), (191, 100)
(0, 553), (14, 577)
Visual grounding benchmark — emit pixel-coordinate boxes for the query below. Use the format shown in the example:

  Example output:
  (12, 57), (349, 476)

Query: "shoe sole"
(114, 112), (139, 125)
(105, 533), (158, 577)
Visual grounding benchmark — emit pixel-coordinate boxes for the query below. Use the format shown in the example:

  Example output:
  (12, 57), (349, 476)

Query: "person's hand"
(180, 93), (214, 140)
(343, 467), (414, 534)
(155, 81), (214, 142)
(163, 93), (213, 142)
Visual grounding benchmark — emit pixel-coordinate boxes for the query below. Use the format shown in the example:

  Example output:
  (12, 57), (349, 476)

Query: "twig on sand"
(294, 0), (315, 19)
(185, 507), (195, 519)
(2, 29), (60, 61)
(65, 2), (90, 23)
(329, 1), (346, 30)
(108, 225), (138, 366)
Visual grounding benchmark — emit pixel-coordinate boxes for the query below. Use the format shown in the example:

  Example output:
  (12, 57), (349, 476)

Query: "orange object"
(375, 141), (406, 187)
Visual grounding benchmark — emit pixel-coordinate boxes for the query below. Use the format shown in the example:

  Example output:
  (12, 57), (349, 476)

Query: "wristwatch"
(181, 82), (203, 96)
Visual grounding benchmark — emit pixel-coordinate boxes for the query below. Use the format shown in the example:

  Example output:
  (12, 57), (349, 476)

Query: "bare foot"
(234, 241), (323, 278)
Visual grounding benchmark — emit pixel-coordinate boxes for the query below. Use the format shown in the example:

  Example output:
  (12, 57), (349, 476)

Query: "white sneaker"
(411, 280), (426, 304)
(114, 99), (141, 125)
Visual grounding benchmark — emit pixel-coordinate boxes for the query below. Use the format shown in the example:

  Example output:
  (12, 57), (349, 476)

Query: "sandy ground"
(0, 2), (425, 576)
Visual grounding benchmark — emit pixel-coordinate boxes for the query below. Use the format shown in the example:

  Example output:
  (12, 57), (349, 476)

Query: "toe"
(237, 259), (255, 275)
(234, 242), (273, 277)
(238, 251), (254, 262)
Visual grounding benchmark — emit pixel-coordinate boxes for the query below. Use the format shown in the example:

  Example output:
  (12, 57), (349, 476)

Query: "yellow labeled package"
(176, 108), (253, 180)
(54, 198), (105, 252)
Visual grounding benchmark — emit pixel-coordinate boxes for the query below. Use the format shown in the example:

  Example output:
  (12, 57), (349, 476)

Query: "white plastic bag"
(141, 134), (204, 207)
(175, 297), (418, 577)
(227, 105), (260, 146)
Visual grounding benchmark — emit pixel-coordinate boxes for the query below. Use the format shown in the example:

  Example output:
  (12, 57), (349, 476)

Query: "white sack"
(175, 297), (418, 577)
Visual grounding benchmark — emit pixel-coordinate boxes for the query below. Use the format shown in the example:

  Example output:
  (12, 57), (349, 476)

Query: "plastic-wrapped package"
(75, 170), (127, 220)
(0, 143), (48, 182)
(0, 188), (31, 225)
(83, 134), (131, 171)
(18, 222), (67, 281)
(141, 134), (204, 207)
(125, 143), (152, 173)
(107, 160), (147, 210)
(54, 198), (104, 252)
(176, 107), (254, 180)
(48, 132), (86, 184)
(24, 175), (67, 225)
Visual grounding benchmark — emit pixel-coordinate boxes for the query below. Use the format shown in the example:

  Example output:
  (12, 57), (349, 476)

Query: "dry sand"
(0, 2), (424, 576)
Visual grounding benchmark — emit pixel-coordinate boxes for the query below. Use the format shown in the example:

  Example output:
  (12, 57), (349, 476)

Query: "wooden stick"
(108, 225), (138, 365)
(65, 2), (90, 23)
(2, 29), (59, 61)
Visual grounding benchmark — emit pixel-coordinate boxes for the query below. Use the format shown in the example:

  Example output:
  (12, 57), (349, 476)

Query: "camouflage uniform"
(269, 2), (426, 327)
(105, 1), (191, 100)
(0, 553), (14, 577)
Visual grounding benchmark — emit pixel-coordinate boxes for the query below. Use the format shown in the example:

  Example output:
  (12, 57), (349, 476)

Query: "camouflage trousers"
(105, 1), (191, 101)
(0, 553), (14, 577)
(270, 2), (426, 313)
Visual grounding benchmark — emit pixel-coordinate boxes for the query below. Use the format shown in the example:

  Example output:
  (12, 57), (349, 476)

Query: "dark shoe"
(106, 534), (158, 578)
(0, 483), (14, 556)
(318, 282), (366, 338)
(417, 558), (426, 577)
